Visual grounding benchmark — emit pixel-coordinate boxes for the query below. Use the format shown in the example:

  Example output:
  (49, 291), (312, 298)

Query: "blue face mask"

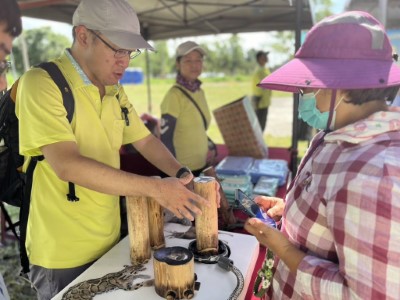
(298, 91), (329, 130)
(298, 90), (342, 130)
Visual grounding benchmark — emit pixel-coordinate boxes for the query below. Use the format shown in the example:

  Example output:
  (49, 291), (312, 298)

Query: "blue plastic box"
(249, 159), (289, 186)
(215, 156), (254, 176)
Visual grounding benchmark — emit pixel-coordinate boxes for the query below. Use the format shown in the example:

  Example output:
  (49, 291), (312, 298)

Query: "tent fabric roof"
(17, 0), (313, 176)
(18, 0), (313, 40)
(346, 0), (400, 30)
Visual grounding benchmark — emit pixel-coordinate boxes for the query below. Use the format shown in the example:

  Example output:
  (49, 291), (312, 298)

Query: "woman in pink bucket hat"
(245, 11), (400, 299)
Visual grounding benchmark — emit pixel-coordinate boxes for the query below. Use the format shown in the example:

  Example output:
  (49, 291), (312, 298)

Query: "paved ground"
(264, 96), (294, 137)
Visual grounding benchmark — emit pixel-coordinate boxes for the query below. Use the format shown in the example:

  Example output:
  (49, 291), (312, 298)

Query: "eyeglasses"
(88, 29), (141, 60)
(0, 61), (10, 76)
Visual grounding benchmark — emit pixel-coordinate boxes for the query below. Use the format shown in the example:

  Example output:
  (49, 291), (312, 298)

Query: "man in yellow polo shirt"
(16, 0), (209, 299)
(251, 50), (272, 132)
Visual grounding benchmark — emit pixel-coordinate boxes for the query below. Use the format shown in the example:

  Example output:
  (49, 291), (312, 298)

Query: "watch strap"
(176, 166), (191, 178)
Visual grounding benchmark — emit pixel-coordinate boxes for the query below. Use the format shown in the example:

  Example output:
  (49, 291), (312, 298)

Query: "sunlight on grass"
(124, 77), (308, 162)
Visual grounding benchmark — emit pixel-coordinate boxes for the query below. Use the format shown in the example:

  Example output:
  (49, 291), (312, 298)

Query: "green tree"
(200, 35), (249, 76)
(264, 0), (334, 70)
(199, 42), (219, 76)
(151, 40), (170, 78)
(313, 0), (334, 22)
(130, 40), (171, 78)
(213, 41), (230, 74)
(227, 34), (246, 75)
(269, 31), (295, 70)
(12, 27), (71, 75)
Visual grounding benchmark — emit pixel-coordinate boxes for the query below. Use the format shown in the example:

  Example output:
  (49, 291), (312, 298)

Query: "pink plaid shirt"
(269, 107), (400, 299)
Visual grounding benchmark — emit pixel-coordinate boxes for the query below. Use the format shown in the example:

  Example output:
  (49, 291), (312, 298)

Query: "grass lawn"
(123, 76), (308, 158)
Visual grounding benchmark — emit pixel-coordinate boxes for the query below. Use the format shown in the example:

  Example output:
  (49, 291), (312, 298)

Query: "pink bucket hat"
(259, 11), (400, 93)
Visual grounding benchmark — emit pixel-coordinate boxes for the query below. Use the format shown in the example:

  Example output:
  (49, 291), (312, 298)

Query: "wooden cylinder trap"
(148, 196), (165, 249)
(153, 247), (196, 299)
(193, 176), (219, 255)
(126, 195), (151, 265)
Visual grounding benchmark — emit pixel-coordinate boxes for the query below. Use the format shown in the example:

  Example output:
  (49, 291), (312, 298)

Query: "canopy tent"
(345, 0), (400, 29)
(17, 0), (314, 175)
(18, 0), (313, 39)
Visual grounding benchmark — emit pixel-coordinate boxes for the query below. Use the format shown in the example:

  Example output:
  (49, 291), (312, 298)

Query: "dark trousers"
(29, 261), (94, 300)
(256, 107), (269, 132)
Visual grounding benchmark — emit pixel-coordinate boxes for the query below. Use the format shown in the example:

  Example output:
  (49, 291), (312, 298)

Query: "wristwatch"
(176, 166), (191, 178)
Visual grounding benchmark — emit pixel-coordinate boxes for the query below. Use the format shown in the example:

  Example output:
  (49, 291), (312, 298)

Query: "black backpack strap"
(67, 182), (79, 202)
(38, 62), (74, 123)
(38, 62), (79, 201)
(19, 63), (79, 274)
(19, 156), (44, 274)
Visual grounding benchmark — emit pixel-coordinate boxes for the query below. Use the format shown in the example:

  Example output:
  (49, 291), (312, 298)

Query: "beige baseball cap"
(176, 41), (206, 58)
(72, 0), (154, 51)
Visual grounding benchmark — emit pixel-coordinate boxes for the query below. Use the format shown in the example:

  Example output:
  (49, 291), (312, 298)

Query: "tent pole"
(290, 0), (303, 177)
(379, 0), (388, 27)
(142, 26), (152, 114)
(145, 50), (152, 114)
(18, 32), (30, 72)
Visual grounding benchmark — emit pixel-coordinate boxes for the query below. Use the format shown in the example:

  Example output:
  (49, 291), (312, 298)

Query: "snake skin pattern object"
(62, 264), (153, 300)
(228, 264), (244, 300)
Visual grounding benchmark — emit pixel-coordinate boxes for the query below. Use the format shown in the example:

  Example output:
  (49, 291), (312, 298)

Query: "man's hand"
(177, 168), (220, 208)
(155, 177), (210, 221)
(177, 171), (193, 186)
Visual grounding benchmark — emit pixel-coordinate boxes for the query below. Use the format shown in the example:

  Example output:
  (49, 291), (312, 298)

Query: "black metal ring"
(187, 240), (231, 264)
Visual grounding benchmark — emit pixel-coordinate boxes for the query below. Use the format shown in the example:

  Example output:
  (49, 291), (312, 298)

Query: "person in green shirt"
(251, 51), (272, 132)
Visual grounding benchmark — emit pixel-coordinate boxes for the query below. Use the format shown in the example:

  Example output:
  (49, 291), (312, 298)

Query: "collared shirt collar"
(64, 49), (120, 96)
(64, 49), (92, 86)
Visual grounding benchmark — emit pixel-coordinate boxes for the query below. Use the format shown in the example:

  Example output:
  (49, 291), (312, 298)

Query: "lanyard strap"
(174, 86), (207, 130)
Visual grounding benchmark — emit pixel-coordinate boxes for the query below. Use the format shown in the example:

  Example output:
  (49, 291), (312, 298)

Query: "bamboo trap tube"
(193, 176), (219, 255)
(153, 247), (195, 299)
(148, 196), (165, 249)
(202, 166), (237, 228)
(126, 195), (151, 265)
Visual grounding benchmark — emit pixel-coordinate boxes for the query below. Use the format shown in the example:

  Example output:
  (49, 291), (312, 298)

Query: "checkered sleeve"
(296, 154), (400, 299)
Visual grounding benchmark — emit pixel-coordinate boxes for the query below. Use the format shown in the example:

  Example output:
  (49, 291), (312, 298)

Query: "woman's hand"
(254, 196), (285, 221)
(245, 218), (306, 274)
(244, 217), (278, 247)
